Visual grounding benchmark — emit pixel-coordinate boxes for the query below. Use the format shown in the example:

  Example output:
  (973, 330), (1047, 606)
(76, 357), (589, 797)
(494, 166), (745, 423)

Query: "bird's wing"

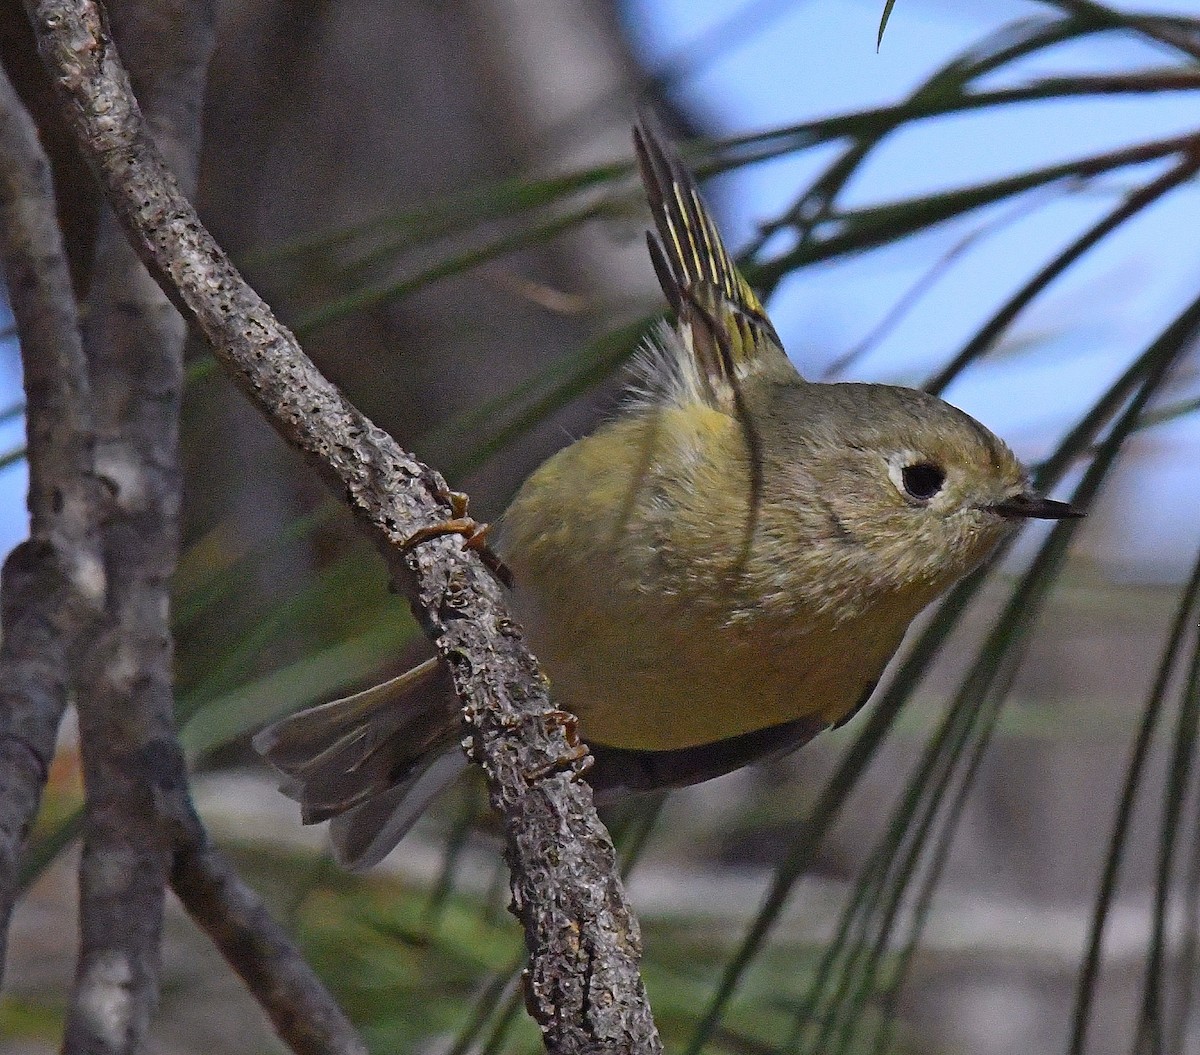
(634, 122), (795, 410)
(586, 714), (827, 800)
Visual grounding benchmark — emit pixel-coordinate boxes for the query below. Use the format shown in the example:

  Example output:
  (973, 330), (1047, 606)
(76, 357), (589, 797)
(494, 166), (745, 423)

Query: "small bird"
(255, 124), (1080, 870)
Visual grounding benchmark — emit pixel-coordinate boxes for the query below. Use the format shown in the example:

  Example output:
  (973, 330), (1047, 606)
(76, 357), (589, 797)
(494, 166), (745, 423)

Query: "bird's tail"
(253, 657), (465, 870)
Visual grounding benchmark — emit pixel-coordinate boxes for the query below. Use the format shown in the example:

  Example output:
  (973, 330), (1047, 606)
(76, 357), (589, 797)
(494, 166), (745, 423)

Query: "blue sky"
(0, 336), (22, 557)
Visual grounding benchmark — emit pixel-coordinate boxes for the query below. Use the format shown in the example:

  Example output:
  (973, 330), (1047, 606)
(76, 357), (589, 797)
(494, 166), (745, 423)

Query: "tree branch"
(0, 6), (372, 1051)
(61, 1), (212, 1047)
(0, 54), (104, 986)
(169, 829), (370, 1055)
(26, 1), (662, 1051)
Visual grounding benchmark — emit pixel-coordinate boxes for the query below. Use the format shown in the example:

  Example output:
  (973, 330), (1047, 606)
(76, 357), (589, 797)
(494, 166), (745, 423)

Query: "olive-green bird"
(255, 124), (1079, 869)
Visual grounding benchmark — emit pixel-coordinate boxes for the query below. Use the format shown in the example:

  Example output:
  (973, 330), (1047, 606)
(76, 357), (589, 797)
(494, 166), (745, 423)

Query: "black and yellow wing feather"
(633, 123), (795, 406)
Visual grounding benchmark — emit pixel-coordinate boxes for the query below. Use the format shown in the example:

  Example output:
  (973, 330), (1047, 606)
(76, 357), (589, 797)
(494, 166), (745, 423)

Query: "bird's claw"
(403, 490), (514, 587)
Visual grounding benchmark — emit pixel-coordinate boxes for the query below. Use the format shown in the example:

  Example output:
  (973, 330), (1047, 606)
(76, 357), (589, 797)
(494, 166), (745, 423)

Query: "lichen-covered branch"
(26, 1), (662, 1051)
(0, 56), (104, 985)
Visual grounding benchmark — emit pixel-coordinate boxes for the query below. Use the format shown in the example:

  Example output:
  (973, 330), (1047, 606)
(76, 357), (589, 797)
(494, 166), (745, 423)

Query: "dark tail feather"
(254, 657), (463, 849)
(254, 658), (445, 767)
(329, 748), (469, 871)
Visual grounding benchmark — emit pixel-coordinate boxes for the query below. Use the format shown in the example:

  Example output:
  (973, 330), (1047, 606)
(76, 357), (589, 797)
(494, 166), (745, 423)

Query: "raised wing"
(634, 123), (794, 408)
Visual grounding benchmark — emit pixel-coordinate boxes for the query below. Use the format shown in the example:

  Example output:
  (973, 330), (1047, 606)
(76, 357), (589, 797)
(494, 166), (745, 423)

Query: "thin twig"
(0, 56), (104, 985)
(27, 2), (661, 1050)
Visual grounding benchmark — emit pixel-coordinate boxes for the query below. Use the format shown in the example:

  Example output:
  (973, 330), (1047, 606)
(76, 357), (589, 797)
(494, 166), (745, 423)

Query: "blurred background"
(4, 0), (1200, 1052)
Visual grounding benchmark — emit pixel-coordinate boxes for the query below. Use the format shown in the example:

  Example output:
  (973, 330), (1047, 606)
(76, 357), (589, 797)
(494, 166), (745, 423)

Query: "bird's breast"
(500, 404), (916, 752)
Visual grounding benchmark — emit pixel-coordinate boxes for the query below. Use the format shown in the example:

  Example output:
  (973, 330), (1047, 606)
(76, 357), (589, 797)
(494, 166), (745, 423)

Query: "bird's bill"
(986, 493), (1083, 520)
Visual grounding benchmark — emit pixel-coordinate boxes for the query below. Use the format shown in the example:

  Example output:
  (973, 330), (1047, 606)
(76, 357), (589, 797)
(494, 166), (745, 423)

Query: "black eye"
(901, 463), (945, 501)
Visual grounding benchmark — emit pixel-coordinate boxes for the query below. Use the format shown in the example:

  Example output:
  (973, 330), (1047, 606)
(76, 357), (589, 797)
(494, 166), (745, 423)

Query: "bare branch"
(60, 2), (211, 1050)
(0, 6), (368, 1051)
(0, 56), (104, 985)
(26, 1), (662, 1051)
(170, 828), (369, 1055)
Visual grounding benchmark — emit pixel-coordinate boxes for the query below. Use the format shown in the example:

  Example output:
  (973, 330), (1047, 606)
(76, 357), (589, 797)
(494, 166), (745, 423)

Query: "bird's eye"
(901, 463), (945, 502)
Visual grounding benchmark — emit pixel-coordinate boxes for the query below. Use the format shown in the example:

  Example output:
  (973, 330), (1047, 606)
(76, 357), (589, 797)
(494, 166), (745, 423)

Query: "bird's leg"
(402, 488), (514, 587)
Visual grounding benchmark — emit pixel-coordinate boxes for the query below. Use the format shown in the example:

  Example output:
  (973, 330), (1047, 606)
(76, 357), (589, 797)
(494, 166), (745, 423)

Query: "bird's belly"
(515, 592), (901, 752)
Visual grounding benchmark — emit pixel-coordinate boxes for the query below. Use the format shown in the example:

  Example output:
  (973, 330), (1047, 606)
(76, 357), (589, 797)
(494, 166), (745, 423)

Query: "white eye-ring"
(888, 453), (946, 504)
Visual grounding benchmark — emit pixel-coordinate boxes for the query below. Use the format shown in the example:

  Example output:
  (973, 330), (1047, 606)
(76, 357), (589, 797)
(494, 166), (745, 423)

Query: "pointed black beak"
(987, 493), (1084, 520)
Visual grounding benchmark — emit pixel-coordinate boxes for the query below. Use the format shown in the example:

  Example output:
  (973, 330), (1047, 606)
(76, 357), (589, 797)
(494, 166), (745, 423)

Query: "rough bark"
(0, 7), (372, 1052)
(0, 57), (105, 986)
(60, 3), (214, 1050)
(26, 1), (662, 1051)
